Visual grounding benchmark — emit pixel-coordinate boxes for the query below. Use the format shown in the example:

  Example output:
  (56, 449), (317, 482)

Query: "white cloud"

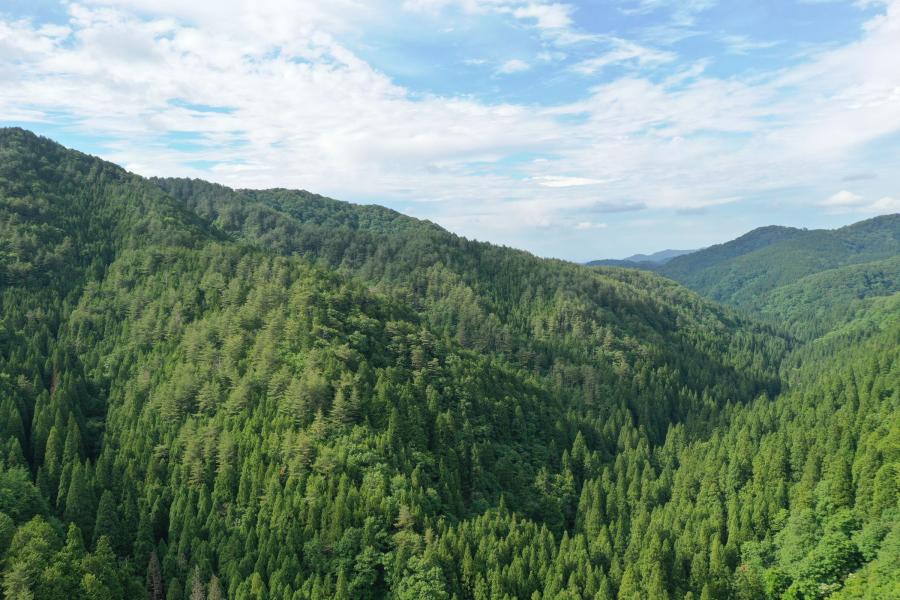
(822, 190), (864, 206)
(537, 50), (566, 62)
(575, 221), (608, 230)
(401, 0), (590, 44)
(0, 4), (567, 203)
(497, 58), (531, 74)
(820, 190), (900, 214)
(402, 0), (453, 10)
(511, 2), (573, 30)
(719, 34), (780, 55)
(621, 0), (717, 25)
(534, 175), (609, 187)
(570, 38), (675, 74)
(871, 196), (900, 211)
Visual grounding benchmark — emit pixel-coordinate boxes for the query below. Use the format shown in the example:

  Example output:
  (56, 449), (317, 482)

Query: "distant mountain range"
(586, 248), (696, 267)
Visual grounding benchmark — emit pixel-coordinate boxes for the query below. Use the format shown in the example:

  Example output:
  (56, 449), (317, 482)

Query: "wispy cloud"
(402, 0), (591, 44)
(718, 34), (780, 55)
(619, 0), (717, 25)
(570, 38), (675, 74)
(511, 2), (573, 30)
(575, 221), (607, 229)
(533, 175), (609, 187)
(497, 58), (531, 74)
(587, 201), (647, 213)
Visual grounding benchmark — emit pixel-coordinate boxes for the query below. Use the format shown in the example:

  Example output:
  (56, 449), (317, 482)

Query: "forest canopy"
(0, 128), (897, 600)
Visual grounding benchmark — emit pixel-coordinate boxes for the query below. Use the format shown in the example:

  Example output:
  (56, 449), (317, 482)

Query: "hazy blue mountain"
(586, 248), (696, 267)
(622, 248), (697, 264)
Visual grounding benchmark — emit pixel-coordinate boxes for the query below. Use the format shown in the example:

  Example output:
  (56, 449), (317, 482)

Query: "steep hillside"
(154, 177), (787, 441)
(0, 129), (212, 290)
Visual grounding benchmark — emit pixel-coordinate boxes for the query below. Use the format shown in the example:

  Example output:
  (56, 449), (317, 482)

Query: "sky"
(1, 0), (899, 261)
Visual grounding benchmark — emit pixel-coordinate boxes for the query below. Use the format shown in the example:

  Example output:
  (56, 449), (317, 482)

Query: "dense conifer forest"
(0, 128), (897, 599)
(590, 216), (899, 342)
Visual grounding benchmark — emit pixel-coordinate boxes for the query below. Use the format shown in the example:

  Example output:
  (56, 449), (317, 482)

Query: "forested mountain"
(650, 218), (899, 337)
(0, 128), (897, 600)
(152, 175), (786, 435)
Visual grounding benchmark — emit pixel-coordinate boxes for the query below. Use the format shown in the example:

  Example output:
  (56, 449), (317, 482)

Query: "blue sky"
(1, 0), (899, 260)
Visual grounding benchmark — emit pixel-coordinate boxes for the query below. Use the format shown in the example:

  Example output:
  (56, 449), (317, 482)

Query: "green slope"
(660, 225), (804, 279)
(153, 177), (788, 440)
(752, 256), (900, 340)
(659, 216), (898, 304)
(612, 216), (900, 340)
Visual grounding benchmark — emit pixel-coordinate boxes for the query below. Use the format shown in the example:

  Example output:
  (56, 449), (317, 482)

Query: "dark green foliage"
(0, 128), (897, 599)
